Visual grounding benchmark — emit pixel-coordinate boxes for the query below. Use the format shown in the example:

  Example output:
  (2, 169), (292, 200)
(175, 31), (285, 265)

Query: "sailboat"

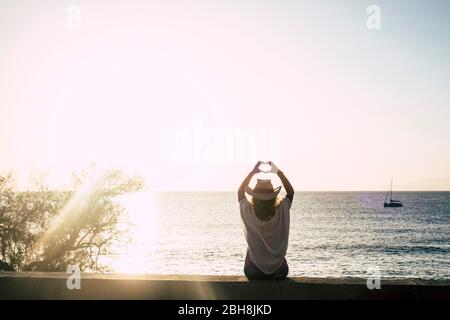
(384, 178), (403, 207)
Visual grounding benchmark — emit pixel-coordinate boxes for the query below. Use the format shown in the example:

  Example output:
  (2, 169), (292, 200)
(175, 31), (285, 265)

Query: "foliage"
(0, 169), (144, 271)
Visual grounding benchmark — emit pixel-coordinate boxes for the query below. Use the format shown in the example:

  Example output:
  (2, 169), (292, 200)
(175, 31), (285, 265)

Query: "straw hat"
(245, 179), (281, 201)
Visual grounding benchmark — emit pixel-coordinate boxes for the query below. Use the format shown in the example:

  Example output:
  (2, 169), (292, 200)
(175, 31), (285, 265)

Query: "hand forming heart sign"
(259, 161), (279, 174)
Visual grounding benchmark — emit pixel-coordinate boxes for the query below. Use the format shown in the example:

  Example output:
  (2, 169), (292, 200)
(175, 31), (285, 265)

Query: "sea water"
(114, 192), (449, 279)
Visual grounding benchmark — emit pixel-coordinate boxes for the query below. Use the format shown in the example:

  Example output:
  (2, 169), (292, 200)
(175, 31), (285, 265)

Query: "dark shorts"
(244, 253), (289, 280)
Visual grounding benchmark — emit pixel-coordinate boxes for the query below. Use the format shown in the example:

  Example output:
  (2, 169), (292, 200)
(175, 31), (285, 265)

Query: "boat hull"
(384, 202), (403, 208)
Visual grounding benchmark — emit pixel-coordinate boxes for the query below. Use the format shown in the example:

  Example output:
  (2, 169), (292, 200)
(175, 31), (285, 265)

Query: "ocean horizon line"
(13, 189), (450, 193)
(148, 190), (450, 193)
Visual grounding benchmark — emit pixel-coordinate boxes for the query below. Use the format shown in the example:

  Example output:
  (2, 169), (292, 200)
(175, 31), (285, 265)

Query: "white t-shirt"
(239, 197), (291, 274)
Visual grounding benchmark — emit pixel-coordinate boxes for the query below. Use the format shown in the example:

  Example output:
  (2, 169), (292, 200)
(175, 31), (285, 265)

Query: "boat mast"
(390, 177), (393, 202)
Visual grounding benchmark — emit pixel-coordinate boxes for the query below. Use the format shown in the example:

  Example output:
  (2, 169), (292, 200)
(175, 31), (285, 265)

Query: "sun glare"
(112, 191), (161, 274)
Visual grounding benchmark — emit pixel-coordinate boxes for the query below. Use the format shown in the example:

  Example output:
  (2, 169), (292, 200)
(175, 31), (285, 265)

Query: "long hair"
(251, 196), (281, 221)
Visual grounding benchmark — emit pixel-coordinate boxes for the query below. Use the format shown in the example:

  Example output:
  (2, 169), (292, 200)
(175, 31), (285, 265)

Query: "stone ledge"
(0, 272), (448, 300)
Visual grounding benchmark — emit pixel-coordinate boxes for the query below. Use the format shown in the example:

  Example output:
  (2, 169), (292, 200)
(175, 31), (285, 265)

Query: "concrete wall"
(0, 272), (449, 300)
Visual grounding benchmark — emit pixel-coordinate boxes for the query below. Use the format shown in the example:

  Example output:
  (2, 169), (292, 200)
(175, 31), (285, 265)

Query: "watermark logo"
(366, 266), (381, 290)
(66, 264), (81, 290)
(170, 122), (280, 166)
(66, 5), (82, 30)
(366, 5), (381, 30)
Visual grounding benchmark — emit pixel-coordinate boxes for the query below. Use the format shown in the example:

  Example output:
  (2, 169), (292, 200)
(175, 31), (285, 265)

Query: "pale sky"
(1, 0), (449, 191)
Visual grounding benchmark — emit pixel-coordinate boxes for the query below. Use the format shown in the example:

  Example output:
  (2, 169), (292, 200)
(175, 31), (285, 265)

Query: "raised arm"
(238, 161), (261, 202)
(270, 161), (294, 202)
